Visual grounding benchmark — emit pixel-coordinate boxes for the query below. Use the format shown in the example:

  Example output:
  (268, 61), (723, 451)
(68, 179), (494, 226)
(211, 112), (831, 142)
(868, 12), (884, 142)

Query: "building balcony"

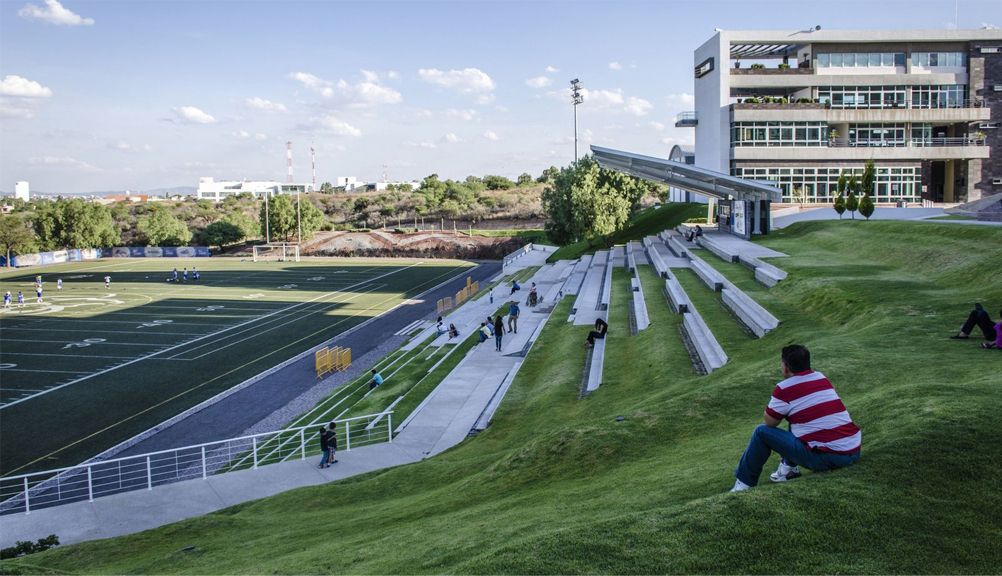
(729, 71), (967, 89)
(731, 66), (813, 75)
(731, 139), (990, 161)
(730, 102), (991, 123)
(674, 111), (698, 127)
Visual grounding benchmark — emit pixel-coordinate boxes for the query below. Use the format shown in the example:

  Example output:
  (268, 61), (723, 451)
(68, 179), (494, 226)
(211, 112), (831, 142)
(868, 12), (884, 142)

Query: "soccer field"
(0, 257), (474, 476)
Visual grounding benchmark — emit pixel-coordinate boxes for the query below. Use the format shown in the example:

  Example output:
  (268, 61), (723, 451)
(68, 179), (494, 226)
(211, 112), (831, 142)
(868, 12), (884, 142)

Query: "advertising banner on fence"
(2, 246), (208, 268)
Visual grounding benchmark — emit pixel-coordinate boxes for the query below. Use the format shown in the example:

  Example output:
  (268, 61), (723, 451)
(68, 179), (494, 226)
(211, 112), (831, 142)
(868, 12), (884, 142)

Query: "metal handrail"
(828, 137), (987, 148)
(675, 111), (698, 122)
(0, 410), (394, 514)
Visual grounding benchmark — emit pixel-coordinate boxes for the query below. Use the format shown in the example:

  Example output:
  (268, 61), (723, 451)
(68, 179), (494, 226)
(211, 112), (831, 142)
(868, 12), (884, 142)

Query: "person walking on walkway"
(731, 344), (861, 492)
(508, 300), (520, 334)
(493, 315), (506, 352)
(586, 317), (608, 348)
(318, 426), (332, 468)
(951, 303), (997, 341)
(326, 422), (338, 465)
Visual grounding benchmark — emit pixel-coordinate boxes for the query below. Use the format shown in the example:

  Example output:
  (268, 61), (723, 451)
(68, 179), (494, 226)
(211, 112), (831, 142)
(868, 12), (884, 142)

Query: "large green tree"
(138, 207), (193, 246)
(0, 214), (38, 267)
(259, 194), (297, 242)
(201, 220), (245, 251)
(32, 198), (119, 250)
(541, 156), (648, 245)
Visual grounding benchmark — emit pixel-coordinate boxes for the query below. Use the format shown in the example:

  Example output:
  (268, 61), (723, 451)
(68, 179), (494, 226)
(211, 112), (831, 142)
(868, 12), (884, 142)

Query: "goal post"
(252, 243), (301, 262)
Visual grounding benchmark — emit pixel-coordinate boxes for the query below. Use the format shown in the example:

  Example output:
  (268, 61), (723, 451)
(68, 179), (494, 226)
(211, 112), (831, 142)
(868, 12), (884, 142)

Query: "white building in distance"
(14, 181), (29, 202)
(196, 177), (314, 201)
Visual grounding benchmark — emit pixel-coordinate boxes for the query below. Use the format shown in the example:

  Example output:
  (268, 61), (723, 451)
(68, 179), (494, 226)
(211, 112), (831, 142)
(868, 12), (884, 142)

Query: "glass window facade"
(913, 52), (965, 67)
(817, 52), (905, 68)
(818, 85), (907, 108)
(847, 123), (907, 146)
(731, 122), (829, 147)
(911, 85), (967, 108)
(732, 166), (920, 203)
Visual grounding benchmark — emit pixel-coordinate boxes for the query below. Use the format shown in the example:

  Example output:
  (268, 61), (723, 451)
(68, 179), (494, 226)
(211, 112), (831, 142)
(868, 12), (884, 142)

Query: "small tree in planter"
(834, 170), (848, 219)
(846, 174), (860, 220)
(859, 192), (875, 220)
(859, 159), (876, 220)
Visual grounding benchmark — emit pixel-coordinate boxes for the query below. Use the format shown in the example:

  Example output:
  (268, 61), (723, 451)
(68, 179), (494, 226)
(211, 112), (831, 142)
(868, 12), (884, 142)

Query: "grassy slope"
(9, 221), (1002, 574)
(547, 203), (706, 262)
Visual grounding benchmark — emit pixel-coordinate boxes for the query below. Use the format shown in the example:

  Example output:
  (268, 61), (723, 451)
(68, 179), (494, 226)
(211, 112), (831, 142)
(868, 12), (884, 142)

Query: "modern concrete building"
(14, 181), (29, 202)
(681, 28), (1002, 204)
(195, 177), (314, 201)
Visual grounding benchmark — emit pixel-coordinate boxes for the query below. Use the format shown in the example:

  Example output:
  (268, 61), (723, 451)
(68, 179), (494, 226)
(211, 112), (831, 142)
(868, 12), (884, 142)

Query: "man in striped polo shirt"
(731, 344), (861, 492)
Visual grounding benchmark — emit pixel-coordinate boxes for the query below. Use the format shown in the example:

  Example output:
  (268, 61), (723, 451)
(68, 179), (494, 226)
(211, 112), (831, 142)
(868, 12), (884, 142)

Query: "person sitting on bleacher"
(448, 323), (459, 339)
(585, 318), (608, 348)
(436, 318), (447, 336)
(686, 224), (704, 242)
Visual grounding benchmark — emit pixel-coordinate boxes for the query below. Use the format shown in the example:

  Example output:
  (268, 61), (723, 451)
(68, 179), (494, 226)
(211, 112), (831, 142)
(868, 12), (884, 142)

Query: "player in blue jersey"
(3, 291), (11, 309)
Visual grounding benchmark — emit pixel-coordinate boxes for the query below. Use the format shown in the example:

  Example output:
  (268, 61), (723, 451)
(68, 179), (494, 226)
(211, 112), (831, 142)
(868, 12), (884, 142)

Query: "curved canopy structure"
(591, 145), (781, 203)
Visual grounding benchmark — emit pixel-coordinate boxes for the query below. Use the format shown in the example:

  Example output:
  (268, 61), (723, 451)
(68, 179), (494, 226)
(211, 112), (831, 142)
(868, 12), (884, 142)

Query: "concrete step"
(681, 306), (728, 373)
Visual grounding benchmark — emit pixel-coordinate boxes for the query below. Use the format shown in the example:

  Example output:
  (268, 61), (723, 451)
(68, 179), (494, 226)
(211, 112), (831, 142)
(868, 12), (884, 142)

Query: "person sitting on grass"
(981, 309), (1002, 350)
(478, 322), (491, 344)
(368, 369), (384, 390)
(731, 344), (861, 492)
(585, 317), (608, 348)
(951, 303), (997, 341)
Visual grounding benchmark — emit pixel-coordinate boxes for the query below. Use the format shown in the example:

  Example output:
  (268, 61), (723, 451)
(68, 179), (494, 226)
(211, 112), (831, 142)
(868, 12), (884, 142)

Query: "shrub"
(0, 535), (59, 559)
(778, 62), (791, 70)
(750, 63), (765, 70)
(859, 193), (875, 220)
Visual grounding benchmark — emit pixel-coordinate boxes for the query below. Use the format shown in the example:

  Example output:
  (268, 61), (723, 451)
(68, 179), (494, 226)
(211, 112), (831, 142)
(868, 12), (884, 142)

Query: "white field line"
(0, 353), (139, 359)
(0, 339), (166, 347)
(0, 263), (422, 410)
(179, 284), (386, 361)
(1, 327), (212, 336)
(0, 368), (91, 374)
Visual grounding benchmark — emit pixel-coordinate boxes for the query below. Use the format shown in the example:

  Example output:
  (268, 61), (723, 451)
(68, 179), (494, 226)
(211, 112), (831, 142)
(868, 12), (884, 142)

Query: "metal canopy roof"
(730, 43), (800, 58)
(591, 145), (782, 202)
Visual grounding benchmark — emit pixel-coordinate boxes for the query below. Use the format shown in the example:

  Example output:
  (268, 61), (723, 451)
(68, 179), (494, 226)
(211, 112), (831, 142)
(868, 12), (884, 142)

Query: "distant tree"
(846, 175), (860, 220)
(299, 199), (326, 241)
(202, 220), (245, 251)
(859, 192), (875, 220)
(259, 194), (296, 242)
(138, 207), (193, 246)
(517, 172), (534, 186)
(861, 159), (876, 198)
(0, 214), (37, 267)
(319, 181), (335, 194)
(396, 183), (413, 193)
(537, 165), (560, 184)
(834, 170), (848, 219)
(482, 174), (516, 190)
(32, 198), (119, 250)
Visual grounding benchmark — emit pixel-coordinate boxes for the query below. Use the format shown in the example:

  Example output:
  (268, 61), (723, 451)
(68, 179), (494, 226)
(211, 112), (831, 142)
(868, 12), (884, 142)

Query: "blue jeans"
(319, 448), (331, 467)
(735, 425), (859, 486)
(495, 334), (503, 351)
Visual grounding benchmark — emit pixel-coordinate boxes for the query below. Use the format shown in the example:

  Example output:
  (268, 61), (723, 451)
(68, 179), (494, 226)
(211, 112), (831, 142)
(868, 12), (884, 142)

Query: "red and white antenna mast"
(286, 141), (293, 183)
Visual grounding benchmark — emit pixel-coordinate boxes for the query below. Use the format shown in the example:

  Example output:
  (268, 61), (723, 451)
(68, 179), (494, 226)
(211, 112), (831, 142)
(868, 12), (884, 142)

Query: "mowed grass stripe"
(0, 261), (473, 475)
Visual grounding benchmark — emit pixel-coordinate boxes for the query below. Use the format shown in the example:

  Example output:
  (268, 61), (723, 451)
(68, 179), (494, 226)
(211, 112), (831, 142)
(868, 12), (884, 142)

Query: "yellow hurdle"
(315, 347), (333, 378)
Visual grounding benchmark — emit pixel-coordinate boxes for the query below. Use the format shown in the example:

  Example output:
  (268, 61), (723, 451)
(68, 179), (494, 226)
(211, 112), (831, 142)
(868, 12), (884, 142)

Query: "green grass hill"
(6, 220), (1002, 574)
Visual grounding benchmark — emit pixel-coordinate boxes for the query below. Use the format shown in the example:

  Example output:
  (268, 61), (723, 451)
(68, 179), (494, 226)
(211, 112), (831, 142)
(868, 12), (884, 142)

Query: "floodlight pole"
(264, 192), (271, 244)
(297, 188), (302, 245)
(571, 79), (584, 163)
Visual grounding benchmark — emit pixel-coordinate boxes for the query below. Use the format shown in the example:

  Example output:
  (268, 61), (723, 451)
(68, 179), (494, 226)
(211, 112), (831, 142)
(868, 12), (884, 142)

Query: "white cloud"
(361, 69), (380, 83)
(232, 130), (270, 141)
(405, 140), (437, 149)
(28, 155), (100, 171)
(545, 65), (559, 73)
(475, 93), (495, 105)
(553, 129), (594, 145)
(386, 70), (400, 80)
(314, 115), (361, 136)
(443, 108), (476, 121)
(526, 76), (552, 88)
(0, 75), (53, 98)
(289, 71), (334, 97)
(482, 130), (499, 141)
(650, 121), (665, 131)
(254, 133), (268, 141)
(0, 101), (36, 119)
(418, 67), (495, 93)
(666, 92), (695, 107)
(624, 96), (653, 116)
(608, 61), (623, 70)
(172, 106), (217, 124)
(18, 0), (93, 26)
(110, 140), (131, 150)
(245, 97), (287, 112)
(441, 132), (462, 144)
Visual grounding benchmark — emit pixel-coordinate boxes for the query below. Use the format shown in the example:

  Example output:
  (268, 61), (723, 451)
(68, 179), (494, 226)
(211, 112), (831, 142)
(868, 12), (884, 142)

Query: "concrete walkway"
(1, 254), (567, 549)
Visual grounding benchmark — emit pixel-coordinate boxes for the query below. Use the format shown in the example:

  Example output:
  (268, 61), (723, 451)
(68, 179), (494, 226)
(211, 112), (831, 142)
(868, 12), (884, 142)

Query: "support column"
(944, 160), (955, 203)
(752, 199), (761, 235)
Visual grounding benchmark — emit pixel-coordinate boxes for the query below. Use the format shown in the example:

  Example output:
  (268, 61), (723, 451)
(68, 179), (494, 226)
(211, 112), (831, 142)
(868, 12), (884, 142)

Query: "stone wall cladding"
(972, 43), (1002, 200)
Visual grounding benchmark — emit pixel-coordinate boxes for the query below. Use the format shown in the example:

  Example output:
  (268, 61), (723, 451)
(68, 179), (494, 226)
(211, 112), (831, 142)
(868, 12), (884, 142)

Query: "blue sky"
(0, 0), (998, 193)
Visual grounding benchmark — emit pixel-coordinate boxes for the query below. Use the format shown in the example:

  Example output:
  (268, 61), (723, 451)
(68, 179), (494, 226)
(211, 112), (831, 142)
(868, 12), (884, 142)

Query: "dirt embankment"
(302, 230), (523, 259)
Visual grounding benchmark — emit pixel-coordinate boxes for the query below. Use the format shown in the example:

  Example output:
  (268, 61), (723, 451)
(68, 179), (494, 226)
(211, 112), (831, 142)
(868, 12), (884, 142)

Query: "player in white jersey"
(104, 275), (111, 289)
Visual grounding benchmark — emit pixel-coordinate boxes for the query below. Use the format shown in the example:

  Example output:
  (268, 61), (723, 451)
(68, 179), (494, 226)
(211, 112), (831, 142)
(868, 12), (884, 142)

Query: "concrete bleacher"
(626, 249), (637, 273)
(681, 306), (728, 373)
(631, 276), (650, 332)
(738, 254), (788, 287)
(663, 276), (690, 313)
(561, 254), (592, 296)
(572, 251), (608, 325)
(696, 235), (739, 263)
(599, 259), (613, 311)
(666, 234), (689, 259)
(583, 336), (607, 395)
(688, 253), (726, 292)
(721, 287), (779, 338)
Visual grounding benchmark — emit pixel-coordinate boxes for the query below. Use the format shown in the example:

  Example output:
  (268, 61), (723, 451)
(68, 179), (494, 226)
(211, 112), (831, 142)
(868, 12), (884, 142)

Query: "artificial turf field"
(0, 257), (473, 477)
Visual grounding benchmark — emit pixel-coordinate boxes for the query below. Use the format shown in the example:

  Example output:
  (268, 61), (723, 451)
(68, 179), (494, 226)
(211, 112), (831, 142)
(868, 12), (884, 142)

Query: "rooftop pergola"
(590, 145), (782, 203)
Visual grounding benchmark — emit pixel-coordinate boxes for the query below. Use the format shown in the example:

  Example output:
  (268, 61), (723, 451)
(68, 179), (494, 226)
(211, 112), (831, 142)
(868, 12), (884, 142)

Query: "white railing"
(0, 411), (393, 515)
(502, 243), (534, 269)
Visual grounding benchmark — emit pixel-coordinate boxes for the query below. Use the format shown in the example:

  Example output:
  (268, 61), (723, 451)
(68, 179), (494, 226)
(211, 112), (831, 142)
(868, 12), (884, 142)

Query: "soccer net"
(252, 243), (301, 262)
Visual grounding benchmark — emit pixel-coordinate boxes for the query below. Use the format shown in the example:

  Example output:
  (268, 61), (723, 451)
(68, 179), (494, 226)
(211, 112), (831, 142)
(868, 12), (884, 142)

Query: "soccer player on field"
(36, 285), (43, 303)
(17, 291), (25, 307)
(104, 275), (111, 289)
(57, 278), (63, 291)
(3, 291), (11, 309)
(183, 268), (188, 281)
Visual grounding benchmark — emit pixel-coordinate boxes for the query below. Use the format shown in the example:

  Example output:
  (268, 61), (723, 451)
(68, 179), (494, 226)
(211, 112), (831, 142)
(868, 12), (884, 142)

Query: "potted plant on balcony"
(972, 131), (987, 143)
(778, 62), (791, 70)
(750, 63), (765, 70)
(829, 128), (840, 144)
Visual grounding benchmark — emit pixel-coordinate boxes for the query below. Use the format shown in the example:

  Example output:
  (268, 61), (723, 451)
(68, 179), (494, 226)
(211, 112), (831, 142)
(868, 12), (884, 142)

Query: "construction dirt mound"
(303, 230), (524, 259)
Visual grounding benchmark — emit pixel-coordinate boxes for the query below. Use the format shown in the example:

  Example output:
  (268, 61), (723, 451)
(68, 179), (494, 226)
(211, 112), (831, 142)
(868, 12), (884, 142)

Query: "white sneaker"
(769, 462), (802, 483)
(730, 479), (751, 492)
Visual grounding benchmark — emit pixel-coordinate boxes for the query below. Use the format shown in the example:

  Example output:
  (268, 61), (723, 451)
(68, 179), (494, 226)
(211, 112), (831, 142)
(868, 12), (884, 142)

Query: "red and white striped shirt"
(766, 370), (861, 454)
